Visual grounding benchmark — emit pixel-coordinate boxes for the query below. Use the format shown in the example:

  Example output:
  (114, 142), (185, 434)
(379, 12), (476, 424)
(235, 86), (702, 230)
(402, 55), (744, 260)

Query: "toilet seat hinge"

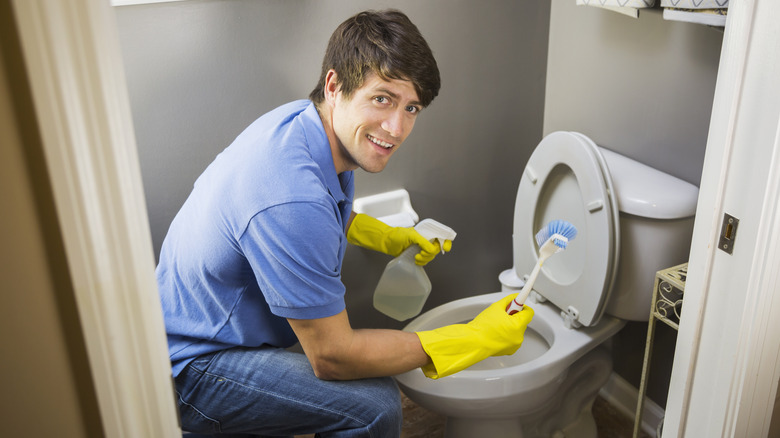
(529, 290), (547, 304)
(561, 306), (582, 330)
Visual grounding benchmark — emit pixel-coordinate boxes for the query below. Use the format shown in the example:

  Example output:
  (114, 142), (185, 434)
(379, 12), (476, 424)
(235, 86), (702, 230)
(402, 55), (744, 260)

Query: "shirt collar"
(301, 101), (352, 204)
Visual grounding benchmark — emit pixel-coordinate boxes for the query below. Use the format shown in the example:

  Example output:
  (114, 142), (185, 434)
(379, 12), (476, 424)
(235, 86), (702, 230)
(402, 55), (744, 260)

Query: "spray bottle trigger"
(413, 219), (457, 252)
(433, 237), (446, 254)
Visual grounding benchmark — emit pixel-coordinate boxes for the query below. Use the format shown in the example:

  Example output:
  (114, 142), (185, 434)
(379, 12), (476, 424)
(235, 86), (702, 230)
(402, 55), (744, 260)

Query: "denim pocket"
(175, 351), (224, 433)
(177, 392), (222, 434)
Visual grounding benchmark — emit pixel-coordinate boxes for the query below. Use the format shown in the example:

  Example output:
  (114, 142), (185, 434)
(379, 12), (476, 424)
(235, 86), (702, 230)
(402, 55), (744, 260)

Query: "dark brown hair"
(309, 9), (440, 108)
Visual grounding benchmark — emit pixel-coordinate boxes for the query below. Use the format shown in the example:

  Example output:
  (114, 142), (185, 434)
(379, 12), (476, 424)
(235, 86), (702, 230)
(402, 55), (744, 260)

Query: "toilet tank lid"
(599, 147), (699, 219)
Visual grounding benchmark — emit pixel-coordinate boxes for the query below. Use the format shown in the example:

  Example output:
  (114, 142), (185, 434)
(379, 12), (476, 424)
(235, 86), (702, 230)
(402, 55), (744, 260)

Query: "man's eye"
(375, 96), (388, 103)
(406, 105), (420, 114)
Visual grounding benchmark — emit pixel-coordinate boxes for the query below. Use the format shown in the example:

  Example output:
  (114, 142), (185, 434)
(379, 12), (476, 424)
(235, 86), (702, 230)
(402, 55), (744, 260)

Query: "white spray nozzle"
(414, 219), (457, 253)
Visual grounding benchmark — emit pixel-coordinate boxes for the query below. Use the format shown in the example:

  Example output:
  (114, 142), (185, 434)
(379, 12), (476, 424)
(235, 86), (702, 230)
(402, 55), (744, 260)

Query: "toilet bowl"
(394, 131), (699, 438)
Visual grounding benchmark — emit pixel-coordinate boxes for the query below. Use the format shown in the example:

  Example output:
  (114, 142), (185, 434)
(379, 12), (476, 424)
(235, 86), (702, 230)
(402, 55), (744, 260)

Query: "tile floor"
(296, 393), (649, 438)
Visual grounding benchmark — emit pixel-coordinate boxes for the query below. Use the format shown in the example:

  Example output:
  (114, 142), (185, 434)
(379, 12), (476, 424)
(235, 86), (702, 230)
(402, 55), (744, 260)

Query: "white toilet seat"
(513, 131), (619, 327)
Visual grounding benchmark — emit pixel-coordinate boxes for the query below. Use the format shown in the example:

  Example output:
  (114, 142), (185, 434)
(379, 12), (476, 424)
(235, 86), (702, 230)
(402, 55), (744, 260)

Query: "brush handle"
(506, 262), (542, 315)
(506, 232), (566, 315)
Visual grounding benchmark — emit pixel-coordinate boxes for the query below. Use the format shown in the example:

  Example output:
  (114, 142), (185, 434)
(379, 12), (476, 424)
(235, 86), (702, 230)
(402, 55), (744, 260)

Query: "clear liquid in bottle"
(373, 246), (432, 321)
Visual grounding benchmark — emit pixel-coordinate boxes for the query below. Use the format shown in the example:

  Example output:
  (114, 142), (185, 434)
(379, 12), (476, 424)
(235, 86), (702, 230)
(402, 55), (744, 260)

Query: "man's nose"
(381, 110), (405, 139)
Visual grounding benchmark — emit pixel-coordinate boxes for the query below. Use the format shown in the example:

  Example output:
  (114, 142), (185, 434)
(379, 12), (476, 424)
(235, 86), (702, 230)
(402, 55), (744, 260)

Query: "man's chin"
(357, 158), (390, 173)
(361, 163), (389, 173)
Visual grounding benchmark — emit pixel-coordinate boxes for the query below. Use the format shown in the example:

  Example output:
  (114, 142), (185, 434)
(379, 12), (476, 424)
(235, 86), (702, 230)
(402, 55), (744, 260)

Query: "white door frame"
(10, 0), (179, 436)
(663, 0), (780, 436)
(10, 0), (780, 436)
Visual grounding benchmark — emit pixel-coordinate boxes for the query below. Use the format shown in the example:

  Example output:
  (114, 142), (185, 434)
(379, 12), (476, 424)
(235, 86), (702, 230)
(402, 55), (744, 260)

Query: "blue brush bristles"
(535, 219), (578, 249)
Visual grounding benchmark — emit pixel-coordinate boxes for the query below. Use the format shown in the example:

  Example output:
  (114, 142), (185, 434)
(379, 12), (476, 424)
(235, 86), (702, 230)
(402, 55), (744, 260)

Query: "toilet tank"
(599, 147), (699, 321)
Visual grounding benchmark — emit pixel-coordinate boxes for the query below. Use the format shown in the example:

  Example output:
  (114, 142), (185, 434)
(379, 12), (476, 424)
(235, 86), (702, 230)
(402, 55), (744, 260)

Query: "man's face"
(329, 72), (422, 173)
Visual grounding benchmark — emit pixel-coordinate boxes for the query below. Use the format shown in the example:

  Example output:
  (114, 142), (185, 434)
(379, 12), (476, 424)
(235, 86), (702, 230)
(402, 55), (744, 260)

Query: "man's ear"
(324, 70), (340, 104)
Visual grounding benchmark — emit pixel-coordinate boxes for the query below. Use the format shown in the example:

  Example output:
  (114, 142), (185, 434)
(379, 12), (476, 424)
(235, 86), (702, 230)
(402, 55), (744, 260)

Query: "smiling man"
(158, 9), (533, 438)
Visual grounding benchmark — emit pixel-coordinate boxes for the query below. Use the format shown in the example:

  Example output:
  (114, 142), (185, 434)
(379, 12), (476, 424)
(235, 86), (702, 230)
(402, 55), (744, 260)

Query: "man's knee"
(366, 377), (403, 435)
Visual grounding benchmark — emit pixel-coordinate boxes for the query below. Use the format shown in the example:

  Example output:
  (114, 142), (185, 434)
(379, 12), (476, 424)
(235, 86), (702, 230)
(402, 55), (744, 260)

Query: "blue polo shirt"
(156, 100), (354, 377)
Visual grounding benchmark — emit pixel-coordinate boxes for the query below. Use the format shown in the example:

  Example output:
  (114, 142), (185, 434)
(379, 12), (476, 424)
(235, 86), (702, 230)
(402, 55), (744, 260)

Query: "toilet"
(394, 131), (699, 438)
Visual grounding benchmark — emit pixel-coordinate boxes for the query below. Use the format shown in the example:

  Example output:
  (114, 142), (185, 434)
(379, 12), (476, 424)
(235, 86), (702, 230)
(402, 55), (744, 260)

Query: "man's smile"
(367, 134), (394, 149)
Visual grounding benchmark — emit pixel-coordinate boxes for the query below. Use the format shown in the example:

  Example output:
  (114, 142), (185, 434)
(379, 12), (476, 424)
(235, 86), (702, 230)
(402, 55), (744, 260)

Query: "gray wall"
(545, 2), (721, 185)
(544, 1), (723, 407)
(116, 0), (722, 412)
(115, 0), (551, 329)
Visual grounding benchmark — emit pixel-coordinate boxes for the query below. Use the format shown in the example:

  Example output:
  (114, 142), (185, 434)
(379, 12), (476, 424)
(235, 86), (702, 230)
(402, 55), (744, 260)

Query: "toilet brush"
(506, 220), (577, 315)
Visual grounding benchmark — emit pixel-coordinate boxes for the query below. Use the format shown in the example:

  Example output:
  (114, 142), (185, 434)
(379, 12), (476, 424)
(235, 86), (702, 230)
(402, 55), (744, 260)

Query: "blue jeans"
(175, 346), (403, 437)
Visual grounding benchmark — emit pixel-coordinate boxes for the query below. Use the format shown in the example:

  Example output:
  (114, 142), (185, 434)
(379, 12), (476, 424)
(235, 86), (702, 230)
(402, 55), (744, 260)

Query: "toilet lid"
(513, 131), (619, 327)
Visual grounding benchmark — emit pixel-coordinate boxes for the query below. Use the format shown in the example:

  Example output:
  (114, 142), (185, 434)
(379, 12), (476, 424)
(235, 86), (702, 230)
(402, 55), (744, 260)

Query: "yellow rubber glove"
(347, 213), (452, 266)
(416, 293), (534, 379)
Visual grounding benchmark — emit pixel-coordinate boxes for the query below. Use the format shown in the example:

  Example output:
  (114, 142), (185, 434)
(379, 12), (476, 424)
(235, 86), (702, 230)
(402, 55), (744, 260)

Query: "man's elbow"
(308, 354), (349, 381)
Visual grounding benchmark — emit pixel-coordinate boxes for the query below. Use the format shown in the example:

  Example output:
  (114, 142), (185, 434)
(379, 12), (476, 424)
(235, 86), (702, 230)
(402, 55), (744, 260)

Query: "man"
(158, 9), (533, 437)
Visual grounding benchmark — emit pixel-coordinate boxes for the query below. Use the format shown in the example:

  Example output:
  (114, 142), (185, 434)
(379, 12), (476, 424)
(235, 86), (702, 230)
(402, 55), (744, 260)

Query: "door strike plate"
(718, 213), (739, 255)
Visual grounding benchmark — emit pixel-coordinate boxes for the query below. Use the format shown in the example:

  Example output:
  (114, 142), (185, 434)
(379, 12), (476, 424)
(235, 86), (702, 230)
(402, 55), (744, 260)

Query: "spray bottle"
(373, 219), (457, 321)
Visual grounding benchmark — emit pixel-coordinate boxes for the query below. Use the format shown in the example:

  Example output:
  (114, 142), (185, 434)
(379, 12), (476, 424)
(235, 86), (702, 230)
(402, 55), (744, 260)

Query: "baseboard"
(598, 372), (664, 437)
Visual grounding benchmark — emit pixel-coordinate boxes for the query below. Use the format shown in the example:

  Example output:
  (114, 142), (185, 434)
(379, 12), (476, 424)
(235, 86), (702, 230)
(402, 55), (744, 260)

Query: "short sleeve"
(238, 201), (347, 319)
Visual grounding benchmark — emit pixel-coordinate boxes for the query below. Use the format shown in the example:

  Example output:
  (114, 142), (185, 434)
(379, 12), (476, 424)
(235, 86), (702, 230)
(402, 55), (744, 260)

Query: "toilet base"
(438, 347), (611, 438)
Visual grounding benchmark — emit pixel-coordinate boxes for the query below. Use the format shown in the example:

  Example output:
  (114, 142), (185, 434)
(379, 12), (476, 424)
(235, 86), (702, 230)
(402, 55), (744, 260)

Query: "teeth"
(368, 135), (393, 149)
